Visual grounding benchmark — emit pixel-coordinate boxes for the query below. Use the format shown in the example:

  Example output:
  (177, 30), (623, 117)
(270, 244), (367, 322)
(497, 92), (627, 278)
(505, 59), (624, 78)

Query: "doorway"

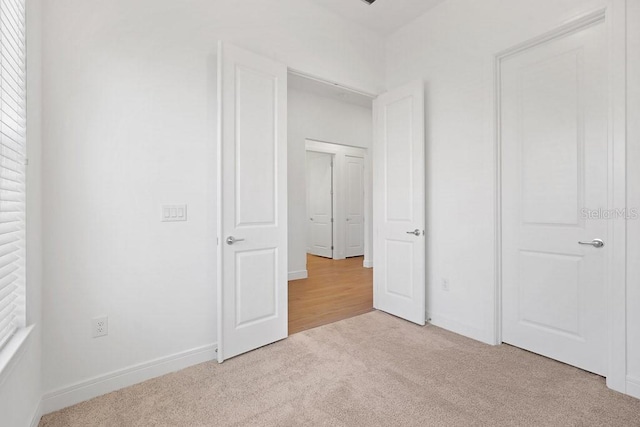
(216, 42), (427, 361)
(305, 142), (367, 262)
(306, 151), (366, 260)
(287, 73), (374, 335)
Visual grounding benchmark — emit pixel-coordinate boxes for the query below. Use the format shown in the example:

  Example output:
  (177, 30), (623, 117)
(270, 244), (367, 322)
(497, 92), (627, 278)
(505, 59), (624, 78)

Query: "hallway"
(288, 255), (373, 335)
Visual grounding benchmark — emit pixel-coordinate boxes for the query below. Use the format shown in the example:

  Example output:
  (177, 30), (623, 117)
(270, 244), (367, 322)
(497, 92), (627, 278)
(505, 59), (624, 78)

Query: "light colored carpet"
(40, 311), (640, 426)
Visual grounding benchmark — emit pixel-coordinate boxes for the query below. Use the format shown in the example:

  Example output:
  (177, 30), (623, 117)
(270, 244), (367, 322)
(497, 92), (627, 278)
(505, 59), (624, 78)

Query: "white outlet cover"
(92, 316), (108, 338)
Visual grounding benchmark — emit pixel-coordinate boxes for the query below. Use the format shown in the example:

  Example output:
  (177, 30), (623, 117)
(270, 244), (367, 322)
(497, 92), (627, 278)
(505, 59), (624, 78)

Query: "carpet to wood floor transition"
(288, 254), (373, 335)
(40, 311), (640, 426)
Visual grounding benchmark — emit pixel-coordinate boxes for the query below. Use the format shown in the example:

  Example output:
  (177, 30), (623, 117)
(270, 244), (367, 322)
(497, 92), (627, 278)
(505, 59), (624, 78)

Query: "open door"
(306, 151), (333, 258)
(373, 80), (426, 326)
(217, 42), (288, 362)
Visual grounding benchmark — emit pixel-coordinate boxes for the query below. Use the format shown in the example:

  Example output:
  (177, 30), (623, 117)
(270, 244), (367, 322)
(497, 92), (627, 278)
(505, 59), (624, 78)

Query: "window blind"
(0, 0), (26, 351)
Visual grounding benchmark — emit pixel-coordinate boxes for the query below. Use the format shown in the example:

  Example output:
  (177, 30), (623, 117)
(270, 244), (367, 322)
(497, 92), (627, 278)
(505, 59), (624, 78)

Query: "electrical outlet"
(441, 278), (450, 291)
(92, 316), (108, 338)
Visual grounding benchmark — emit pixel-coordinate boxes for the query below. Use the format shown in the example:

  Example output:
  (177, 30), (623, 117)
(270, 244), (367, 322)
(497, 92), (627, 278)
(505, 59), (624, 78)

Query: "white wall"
(28, 0), (640, 415)
(385, 0), (639, 395)
(288, 89), (373, 276)
(0, 0), (43, 425)
(40, 0), (384, 411)
(626, 0), (640, 399)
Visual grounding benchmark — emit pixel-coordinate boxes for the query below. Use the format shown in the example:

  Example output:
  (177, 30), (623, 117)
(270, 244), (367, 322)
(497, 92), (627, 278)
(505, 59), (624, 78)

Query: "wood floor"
(288, 254), (373, 335)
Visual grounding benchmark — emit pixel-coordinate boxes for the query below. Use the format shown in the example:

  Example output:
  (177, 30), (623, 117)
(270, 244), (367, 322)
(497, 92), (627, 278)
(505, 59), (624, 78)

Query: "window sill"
(0, 325), (35, 387)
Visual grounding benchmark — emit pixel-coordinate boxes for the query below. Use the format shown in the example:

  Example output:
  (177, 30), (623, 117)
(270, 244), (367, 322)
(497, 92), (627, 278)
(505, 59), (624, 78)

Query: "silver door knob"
(406, 229), (421, 236)
(226, 236), (245, 245)
(578, 238), (604, 248)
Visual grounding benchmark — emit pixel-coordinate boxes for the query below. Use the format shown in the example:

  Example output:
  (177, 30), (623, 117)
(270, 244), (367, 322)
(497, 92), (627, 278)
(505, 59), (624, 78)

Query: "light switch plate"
(162, 204), (187, 222)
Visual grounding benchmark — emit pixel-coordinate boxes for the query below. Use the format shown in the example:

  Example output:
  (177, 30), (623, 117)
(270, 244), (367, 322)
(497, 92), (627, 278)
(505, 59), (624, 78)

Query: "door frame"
(305, 139), (371, 266)
(492, 3), (628, 393)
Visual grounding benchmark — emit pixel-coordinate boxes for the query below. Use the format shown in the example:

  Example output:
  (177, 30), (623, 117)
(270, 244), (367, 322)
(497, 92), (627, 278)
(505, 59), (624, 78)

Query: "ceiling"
(312, 0), (445, 36)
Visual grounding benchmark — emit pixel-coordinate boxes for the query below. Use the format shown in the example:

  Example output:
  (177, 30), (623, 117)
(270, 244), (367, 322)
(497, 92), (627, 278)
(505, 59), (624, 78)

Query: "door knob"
(406, 229), (421, 236)
(578, 238), (604, 248)
(226, 236), (245, 245)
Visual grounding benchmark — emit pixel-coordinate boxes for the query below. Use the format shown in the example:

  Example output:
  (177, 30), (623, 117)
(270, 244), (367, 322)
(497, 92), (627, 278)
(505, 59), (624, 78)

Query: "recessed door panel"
(520, 51), (581, 226)
(518, 251), (582, 337)
(236, 248), (278, 327)
(235, 66), (277, 227)
(384, 97), (414, 223)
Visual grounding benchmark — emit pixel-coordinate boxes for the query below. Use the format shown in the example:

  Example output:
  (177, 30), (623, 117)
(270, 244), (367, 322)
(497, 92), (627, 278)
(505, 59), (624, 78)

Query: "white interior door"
(501, 21), (607, 375)
(306, 151), (333, 258)
(217, 42), (288, 362)
(345, 156), (365, 257)
(373, 80), (425, 326)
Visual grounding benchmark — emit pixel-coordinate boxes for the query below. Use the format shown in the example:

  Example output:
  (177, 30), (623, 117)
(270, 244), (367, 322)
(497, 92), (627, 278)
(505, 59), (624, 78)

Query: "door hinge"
(331, 246), (334, 250)
(331, 218), (334, 222)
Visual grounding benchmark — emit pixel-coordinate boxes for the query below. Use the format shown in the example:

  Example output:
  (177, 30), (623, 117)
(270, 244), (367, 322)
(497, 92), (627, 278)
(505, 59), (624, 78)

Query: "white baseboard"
(363, 259), (373, 268)
(627, 376), (640, 400)
(288, 270), (308, 281)
(41, 343), (216, 415)
(29, 399), (42, 427)
(426, 312), (493, 345)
